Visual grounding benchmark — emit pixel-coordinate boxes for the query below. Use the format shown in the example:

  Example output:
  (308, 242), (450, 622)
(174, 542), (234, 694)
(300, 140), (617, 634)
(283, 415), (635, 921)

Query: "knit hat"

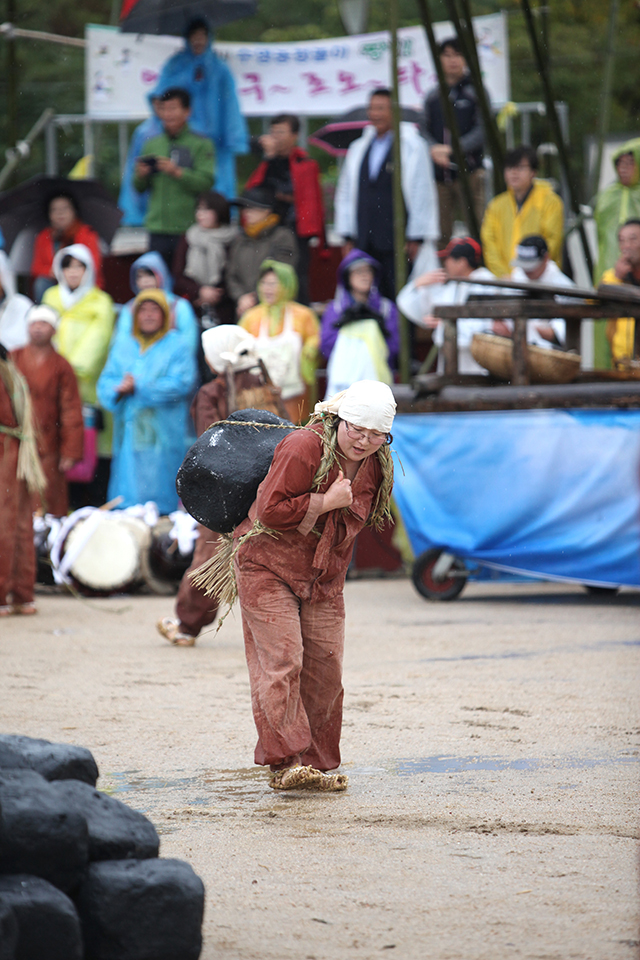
(315, 379), (396, 434)
(201, 324), (258, 374)
(26, 304), (60, 330)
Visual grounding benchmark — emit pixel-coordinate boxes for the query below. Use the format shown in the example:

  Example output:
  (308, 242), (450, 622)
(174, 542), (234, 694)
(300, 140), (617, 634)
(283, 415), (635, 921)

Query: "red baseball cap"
(438, 236), (482, 268)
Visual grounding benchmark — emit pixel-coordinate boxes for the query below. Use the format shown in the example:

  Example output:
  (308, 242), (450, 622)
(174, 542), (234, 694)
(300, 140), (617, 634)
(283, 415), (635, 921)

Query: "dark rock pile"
(0, 734), (204, 960)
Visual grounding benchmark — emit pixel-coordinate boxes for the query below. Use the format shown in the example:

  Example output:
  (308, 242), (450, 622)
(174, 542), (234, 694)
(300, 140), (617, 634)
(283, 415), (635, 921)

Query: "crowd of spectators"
(1, 27), (638, 612)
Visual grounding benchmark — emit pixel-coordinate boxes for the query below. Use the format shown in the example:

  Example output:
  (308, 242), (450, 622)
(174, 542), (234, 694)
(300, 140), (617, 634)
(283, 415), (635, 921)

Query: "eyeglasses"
(344, 422), (391, 445)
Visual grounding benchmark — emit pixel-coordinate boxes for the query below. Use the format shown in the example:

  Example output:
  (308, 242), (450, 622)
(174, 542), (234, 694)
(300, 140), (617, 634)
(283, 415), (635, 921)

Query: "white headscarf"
(315, 379), (396, 433)
(26, 303), (60, 330)
(201, 324), (258, 374)
(0, 250), (32, 350)
(51, 243), (96, 310)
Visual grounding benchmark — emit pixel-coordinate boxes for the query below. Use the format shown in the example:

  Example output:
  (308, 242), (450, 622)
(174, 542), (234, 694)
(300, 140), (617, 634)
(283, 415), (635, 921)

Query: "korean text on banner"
(86, 14), (509, 119)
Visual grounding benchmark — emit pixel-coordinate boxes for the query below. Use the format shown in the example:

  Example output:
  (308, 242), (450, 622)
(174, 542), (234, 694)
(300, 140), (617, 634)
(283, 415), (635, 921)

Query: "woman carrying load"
(232, 379), (396, 791)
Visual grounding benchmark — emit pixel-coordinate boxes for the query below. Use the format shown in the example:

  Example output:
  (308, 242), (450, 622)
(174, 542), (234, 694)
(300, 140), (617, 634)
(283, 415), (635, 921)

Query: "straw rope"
(0, 358), (46, 495)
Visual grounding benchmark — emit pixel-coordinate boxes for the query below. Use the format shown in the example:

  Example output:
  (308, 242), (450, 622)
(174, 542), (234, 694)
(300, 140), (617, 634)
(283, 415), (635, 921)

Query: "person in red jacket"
(246, 114), (325, 305)
(31, 192), (104, 302)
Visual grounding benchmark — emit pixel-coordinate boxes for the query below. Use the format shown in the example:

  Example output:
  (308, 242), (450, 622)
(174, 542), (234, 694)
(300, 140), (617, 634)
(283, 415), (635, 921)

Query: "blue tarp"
(392, 409), (640, 588)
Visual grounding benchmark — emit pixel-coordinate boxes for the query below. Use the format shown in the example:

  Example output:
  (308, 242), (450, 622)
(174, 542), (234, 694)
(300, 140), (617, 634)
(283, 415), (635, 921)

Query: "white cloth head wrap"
(315, 379), (396, 433)
(201, 324), (258, 374)
(27, 303), (60, 330)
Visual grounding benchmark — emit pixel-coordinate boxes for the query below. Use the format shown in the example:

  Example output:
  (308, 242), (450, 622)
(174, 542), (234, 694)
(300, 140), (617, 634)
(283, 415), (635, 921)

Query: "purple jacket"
(320, 249), (400, 362)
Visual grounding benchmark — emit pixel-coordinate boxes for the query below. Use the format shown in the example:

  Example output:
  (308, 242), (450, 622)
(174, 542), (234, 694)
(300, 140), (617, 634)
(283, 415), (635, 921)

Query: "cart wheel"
(412, 549), (468, 602)
(584, 585), (619, 597)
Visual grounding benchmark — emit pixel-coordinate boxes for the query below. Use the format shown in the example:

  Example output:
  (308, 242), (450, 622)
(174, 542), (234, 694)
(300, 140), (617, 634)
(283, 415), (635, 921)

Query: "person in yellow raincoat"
(43, 243), (115, 504)
(238, 259), (319, 423)
(481, 145), (564, 278)
(601, 219), (640, 367)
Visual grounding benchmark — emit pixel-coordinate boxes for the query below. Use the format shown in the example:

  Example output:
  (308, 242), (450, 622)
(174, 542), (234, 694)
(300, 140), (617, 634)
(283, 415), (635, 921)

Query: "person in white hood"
(42, 244), (115, 503)
(0, 251), (33, 352)
(42, 244), (115, 409)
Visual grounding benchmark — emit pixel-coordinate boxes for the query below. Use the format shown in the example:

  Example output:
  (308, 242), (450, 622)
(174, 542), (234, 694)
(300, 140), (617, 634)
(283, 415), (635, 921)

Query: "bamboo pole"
(590, 0), (620, 199)
(390, 0), (411, 383)
(414, 0), (481, 240)
(446, 0), (505, 194)
(519, 0), (594, 277)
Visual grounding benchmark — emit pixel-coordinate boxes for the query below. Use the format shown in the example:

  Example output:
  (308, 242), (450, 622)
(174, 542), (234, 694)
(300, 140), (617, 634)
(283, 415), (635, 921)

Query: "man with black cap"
(509, 234), (574, 349)
(397, 236), (499, 373)
(226, 186), (297, 317)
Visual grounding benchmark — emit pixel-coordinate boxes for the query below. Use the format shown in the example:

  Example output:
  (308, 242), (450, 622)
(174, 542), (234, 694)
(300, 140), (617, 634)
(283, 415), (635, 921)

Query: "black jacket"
(422, 73), (485, 182)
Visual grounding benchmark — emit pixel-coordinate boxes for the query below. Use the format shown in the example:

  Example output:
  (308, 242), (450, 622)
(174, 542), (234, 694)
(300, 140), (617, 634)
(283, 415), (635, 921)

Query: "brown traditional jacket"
(12, 346), (83, 516)
(235, 423), (383, 603)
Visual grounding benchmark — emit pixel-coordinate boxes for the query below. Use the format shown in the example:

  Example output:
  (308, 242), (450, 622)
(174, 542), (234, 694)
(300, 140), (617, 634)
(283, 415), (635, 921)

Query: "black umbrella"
(0, 176), (122, 253)
(308, 107), (422, 157)
(119, 0), (257, 35)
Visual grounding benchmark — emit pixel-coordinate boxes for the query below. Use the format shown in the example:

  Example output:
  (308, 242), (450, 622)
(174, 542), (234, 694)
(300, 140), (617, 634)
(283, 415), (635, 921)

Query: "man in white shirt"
(509, 234), (575, 349)
(334, 88), (439, 299)
(397, 236), (498, 374)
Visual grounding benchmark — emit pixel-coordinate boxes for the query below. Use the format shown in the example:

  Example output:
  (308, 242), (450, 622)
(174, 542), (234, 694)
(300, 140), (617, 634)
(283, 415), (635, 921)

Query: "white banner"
(86, 13), (509, 120)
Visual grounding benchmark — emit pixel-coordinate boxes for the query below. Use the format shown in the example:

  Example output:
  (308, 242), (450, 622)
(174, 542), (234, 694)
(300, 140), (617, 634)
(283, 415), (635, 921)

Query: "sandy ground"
(1, 577), (639, 960)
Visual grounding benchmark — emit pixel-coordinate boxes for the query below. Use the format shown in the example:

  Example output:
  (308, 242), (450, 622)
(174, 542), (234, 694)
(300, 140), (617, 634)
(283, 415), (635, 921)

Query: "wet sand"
(1, 579), (638, 959)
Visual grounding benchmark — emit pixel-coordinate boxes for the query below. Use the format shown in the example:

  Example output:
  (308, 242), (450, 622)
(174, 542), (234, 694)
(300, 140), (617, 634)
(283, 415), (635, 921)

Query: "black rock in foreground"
(0, 734), (99, 786)
(49, 780), (160, 862)
(0, 769), (89, 892)
(176, 408), (295, 532)
(0, 899), (18, 960)
(76, 858), (205, 960)
(0, 875), (83, 960)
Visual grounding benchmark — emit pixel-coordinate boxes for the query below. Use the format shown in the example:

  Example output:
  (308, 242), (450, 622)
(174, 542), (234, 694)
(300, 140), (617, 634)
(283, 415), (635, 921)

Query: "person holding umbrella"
(152, 17), (248, 199)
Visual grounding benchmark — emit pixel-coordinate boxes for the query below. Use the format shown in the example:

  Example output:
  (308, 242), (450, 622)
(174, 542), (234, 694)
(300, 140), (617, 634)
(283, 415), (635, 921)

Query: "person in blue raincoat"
(112, 251), (199, 354)
(153, 17), (248, 199)
(97, 289), (196, 513)
(118, 97), (162, 227)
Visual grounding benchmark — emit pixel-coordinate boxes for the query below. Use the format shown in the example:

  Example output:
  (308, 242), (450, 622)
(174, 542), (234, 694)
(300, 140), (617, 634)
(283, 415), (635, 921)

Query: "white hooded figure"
(42, 243), (115, 408)
(0, 251), (33, 351)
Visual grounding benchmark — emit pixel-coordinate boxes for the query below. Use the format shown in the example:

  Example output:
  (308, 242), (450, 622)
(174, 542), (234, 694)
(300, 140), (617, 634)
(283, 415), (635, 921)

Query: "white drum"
(54, 510), (151, 595)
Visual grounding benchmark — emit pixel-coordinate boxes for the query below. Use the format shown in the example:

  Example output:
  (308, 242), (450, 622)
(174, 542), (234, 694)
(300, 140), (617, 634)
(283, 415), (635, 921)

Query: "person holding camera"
(134, 87), (214, 270)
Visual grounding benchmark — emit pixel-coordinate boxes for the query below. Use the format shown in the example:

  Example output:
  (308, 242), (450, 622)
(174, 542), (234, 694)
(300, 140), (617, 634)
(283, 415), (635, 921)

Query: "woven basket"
(471, 334), (581, 384)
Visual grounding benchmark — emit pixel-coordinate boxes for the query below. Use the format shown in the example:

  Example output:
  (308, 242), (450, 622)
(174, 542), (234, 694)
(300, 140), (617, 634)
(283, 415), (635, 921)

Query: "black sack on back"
(176, 408), (295, 533)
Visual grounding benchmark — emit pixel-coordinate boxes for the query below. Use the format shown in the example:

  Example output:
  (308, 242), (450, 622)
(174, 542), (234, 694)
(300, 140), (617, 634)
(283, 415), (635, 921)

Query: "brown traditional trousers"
(236, 561), (345, 771)
(175, 523), (220, 637)
(234, 425), (384, 771)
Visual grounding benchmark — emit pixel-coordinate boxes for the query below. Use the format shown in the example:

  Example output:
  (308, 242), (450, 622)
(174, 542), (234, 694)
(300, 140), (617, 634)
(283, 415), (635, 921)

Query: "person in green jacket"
(592, 138), (640, 367)
(134, 87), (215, 270)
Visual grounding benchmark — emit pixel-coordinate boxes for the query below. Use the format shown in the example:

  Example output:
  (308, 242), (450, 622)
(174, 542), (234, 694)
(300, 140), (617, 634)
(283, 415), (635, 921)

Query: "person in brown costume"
(11, 304), (84, 517)
(226, 379), (396, 792)
(0, 342), (46, 616)
(157, 324), (284, 646)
